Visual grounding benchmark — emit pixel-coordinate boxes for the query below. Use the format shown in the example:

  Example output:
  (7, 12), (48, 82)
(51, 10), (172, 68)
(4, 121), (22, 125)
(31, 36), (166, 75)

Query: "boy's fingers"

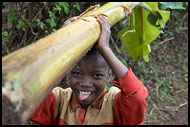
(96, 16), (110, 29)
(92, 13), (111, 25)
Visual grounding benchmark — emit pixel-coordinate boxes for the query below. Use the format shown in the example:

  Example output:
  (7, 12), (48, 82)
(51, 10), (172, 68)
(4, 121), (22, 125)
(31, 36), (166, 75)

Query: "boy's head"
(67, 46), (111, 106)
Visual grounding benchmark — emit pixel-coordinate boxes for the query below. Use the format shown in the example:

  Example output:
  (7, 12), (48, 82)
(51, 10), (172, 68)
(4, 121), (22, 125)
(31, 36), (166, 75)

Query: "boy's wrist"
(96, 45), (110, 53)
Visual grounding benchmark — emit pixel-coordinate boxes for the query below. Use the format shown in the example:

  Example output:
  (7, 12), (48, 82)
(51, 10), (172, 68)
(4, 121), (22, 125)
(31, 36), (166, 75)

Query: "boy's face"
(68, 53), (110, 106)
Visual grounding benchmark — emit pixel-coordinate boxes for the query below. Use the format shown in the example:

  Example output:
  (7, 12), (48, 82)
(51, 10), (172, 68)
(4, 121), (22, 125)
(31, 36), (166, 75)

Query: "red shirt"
(30, 68), (148, 125)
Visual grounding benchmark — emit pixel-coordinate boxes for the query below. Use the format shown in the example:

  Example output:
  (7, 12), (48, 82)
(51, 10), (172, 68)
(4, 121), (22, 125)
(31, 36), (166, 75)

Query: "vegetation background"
(2, 2), (188, 125)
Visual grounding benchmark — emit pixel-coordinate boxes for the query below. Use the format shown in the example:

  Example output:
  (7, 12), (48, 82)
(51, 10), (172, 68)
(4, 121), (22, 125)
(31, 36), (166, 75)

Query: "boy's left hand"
(94, 14), (111, 50)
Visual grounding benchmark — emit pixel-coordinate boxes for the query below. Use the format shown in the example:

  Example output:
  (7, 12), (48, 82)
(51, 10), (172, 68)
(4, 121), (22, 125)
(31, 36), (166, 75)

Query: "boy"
(28, 15), (148, 125)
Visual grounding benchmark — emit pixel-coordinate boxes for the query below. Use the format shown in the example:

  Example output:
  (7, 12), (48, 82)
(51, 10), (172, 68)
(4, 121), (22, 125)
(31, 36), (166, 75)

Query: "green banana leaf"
(119, 2), (170, 62)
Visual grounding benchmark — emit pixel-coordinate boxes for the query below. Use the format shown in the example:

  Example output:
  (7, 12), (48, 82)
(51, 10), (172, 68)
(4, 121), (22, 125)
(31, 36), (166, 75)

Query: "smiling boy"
(28, 15), (148, 125)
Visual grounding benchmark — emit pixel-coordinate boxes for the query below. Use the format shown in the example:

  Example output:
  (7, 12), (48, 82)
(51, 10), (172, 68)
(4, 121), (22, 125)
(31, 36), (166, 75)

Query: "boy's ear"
(108, 69), (112, 78)
(107, 69), (112, 84)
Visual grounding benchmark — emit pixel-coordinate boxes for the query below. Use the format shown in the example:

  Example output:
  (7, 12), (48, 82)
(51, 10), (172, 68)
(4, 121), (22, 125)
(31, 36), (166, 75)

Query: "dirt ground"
(109, 7), (188, 125)
(141, 35), (188, 125)
(130, 10), (188, 125)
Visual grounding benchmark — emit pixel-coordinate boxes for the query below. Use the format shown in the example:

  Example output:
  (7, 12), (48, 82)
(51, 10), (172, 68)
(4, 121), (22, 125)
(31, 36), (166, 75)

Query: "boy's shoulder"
(104, 86), (121, 100)
(52, 86), (72, 93)
(107, 86), (121, 94)
(52, 86), (73, 102)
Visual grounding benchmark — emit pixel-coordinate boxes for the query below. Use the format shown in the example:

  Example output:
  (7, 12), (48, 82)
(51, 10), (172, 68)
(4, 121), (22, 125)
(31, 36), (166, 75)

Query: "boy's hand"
(94, 14), (111, 50)
(93, 14), (128, 80)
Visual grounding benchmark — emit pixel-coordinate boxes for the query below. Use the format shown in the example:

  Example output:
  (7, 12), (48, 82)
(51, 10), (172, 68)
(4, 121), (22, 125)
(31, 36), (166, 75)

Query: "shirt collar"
(69, 90), (107, 112)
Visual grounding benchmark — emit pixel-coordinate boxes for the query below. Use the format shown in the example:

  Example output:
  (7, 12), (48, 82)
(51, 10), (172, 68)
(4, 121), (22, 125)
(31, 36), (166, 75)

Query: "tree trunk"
(2, 2), (140, 124)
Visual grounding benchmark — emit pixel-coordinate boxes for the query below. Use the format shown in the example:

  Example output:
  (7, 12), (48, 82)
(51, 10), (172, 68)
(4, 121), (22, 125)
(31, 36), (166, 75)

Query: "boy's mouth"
(78, 90), (92, 101)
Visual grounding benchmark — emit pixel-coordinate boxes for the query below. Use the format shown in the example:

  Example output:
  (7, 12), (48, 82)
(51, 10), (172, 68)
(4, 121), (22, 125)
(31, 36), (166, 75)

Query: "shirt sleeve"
(29, 91), (57, 125)
(113, 68), (148, 125)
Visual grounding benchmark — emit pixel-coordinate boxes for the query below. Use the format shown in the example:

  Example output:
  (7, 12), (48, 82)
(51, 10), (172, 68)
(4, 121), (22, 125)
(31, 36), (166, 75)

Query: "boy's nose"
(80, 76), (93, 87)
(80, 82), (93, 87)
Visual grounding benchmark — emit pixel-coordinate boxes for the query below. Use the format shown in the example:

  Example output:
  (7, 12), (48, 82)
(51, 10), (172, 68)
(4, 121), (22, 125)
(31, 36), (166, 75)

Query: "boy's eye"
(71, 72), (81, 76)
(93, 74), (104, 79)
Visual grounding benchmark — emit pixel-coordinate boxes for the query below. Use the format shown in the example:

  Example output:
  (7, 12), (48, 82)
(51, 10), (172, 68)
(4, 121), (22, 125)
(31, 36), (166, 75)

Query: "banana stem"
(137, 2), (161, 19)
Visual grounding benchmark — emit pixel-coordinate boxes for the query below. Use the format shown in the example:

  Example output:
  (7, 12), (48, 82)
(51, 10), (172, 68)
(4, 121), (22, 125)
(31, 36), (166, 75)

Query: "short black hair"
(85, 44), (112, 57)
(85, 45), (100, 57)
(84, 45), (111, 72)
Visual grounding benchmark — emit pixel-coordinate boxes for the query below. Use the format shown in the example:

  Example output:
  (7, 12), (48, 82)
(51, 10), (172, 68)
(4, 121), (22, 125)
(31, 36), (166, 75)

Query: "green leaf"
(104, 85), (110, 91)
(44, 29), (49, 34)
(184, 77), (188, 83)
(12, 10), (19, 15)
(2, 31), (9, 44)
(17, 21), (26, 31)
(119, 2), (170, 61)
(75, 2), (80, 11)
(7, 9), (19, 22)
(46, 18), (56, 28)
(51, 29), (57, 33)
(143, 44), (151, 62)
(36, 19), (45, 30)
(167, 30), (174, 36)
(8, 13), (17, 22)
(63, 6), (69, 14)
(54, 5), (61, 11)
(147, 12), (160, 27)
(160, 2), (186, 10)
(2, 31), (8, 37)
(48, 11), (54, 18)
(55, 2), (69, 14)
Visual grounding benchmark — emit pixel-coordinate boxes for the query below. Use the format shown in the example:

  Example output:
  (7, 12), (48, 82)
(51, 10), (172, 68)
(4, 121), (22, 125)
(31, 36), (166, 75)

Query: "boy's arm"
(95, 15), (128, 81)
(96, 15), (148, 125)
(98, 47), (128, 81)
(113, 69), (148, 125)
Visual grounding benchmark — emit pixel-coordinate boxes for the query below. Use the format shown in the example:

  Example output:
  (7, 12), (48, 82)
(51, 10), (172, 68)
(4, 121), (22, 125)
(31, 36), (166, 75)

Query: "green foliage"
(46, 11), (57, 28)
(54, 2), (69, 14)
(166, 30), (174, 36)
(2, 31), (8, 37)
(36, 19), (45, 30)
(160, 2), (186, 10)
(119, 2), (170, 62)
(104, 85), (110, 91)
(51, 29), (57, 33)
(75, 2), (81, 11)
(7, 9), (19, 22)
(2, 31), (9, 44)
(184, 77), (188, 83)
(159, 77), (172, 102)
(17, 21), (26, 31)
(44, 30), (49, 34)
(54, 3), (62, 14)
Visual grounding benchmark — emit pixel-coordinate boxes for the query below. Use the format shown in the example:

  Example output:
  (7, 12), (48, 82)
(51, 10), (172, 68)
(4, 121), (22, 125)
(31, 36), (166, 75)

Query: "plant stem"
(137, 2), (161, 19)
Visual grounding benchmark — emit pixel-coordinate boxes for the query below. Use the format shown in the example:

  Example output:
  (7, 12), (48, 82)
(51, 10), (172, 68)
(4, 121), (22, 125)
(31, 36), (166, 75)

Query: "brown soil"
(139, 9), (188, 125)
(110, 7), (188, 125)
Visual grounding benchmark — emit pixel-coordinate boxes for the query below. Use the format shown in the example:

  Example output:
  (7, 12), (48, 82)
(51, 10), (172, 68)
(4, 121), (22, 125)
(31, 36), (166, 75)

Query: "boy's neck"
(80, 103), (89, 110)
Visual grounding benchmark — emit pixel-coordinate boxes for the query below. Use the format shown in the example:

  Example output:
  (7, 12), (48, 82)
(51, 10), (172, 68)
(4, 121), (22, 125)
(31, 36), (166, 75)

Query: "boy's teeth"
(80, 91), (91, 95)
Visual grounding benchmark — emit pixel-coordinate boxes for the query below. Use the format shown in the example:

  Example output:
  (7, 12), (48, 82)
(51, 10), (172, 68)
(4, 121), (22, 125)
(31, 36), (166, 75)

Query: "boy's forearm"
(98, 46), (128, 81)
